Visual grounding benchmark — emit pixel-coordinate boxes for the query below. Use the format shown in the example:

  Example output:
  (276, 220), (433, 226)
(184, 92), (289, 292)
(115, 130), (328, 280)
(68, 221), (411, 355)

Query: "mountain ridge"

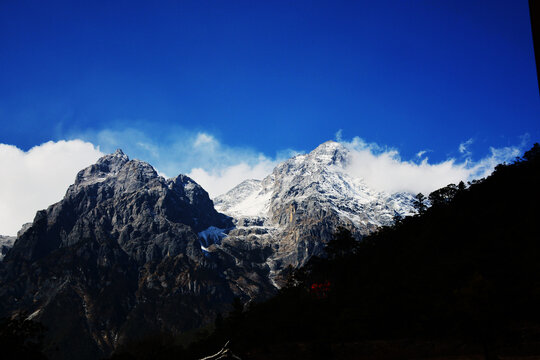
(1, 140), (421, 359)
(0, 150), (273, 360)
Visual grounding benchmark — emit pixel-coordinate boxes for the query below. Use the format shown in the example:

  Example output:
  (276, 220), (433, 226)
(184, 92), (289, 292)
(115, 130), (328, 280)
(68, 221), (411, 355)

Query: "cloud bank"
(185, 133), (280, 197)
(189, 160), (276, 198)
(0, 140), (103, 235)
(340, 137), (521, 195)
(73, 127), (292, 198)
(0, 131), (526, 236)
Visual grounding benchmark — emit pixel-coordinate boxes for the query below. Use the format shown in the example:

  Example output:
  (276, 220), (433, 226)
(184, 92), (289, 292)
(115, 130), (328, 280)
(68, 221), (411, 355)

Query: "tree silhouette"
(325, 227), (357, 259)
(0, 314), (48, 359)
(523, 142), (540, 161)
(413, 193), (428, 214)
(429, 183), (458, 207)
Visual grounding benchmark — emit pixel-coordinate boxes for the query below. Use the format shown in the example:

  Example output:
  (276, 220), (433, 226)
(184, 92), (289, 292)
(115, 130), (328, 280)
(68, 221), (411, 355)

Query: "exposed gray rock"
(0, 235), (15, 261)
(0, 150), (274, 360)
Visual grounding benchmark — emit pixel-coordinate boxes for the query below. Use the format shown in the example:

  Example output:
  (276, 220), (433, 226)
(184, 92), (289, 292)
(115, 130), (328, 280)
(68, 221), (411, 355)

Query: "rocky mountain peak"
(71, 150), (158, 195)
(73, 149), (129, 186)
(311, 140), (343, 153)
(271, 141), (349, 180)
(214, 140), (416, 281)
(97, 148), (130, 168)
(0, 148), (267, 359)
(7, 149), (232, 264)
(166, 174), (218, 215)
(307, 140), (349, 167)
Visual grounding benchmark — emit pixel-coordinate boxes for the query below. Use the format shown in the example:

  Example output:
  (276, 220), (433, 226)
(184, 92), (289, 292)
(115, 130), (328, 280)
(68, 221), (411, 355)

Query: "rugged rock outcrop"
(0, 150), (274, 360)
(0, 235), (15, 261)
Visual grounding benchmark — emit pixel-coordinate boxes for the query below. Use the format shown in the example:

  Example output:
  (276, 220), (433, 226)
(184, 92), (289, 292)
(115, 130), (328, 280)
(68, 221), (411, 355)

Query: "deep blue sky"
(0, 0), (538, 163)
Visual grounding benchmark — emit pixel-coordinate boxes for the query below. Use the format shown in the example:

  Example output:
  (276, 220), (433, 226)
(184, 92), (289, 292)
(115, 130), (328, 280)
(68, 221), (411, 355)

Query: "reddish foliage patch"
(310, 281), (331, 299)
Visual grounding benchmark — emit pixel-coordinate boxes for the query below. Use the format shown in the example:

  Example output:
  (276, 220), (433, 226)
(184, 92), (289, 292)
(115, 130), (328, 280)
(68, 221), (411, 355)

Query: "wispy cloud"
(415, 149), (430, 158)
(193, 133), (217, 148)
(459, 138), (474, 157)
(73, 127), (288, 197)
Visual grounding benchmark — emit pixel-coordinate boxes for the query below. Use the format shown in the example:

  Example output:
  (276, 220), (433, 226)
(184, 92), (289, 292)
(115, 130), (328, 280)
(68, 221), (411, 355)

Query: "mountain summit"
(214, 140), (415, 284)
(7, 150), (229, 264)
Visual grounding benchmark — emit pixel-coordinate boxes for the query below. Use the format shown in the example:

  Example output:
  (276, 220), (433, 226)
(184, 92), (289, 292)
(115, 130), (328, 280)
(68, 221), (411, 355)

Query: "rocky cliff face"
(214, 141), (416, 285)
(0, 150), (274, 360)
(0, 235), (15, 261)
(0, 224), (29, 261)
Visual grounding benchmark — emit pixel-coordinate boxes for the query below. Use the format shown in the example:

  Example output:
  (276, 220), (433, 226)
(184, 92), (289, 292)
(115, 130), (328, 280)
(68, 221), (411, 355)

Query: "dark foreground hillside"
(109, 143), (540, 360)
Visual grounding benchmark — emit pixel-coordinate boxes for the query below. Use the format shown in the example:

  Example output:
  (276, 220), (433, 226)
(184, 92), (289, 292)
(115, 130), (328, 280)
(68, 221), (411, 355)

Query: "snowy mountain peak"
(214, 179), (268, 218)
(216, 140), (414, 222)
(309, 140), (349, 166)
(272, 141), (350, 180)
(313, 140), (342, 151)
(214, 140), (416, 280)
(73, 150), (157, 190)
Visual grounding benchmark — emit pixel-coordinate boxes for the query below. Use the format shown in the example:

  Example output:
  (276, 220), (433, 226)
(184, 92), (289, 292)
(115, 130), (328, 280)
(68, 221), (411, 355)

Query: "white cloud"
(0, 130), (526, 235)
(0, 140), (103, 236)
(72, 126), (526, 198)
(193, 133), (217, 148)
(72, 127), (286, 197)
(339, 137), (522, 195)
(188, 157), (277, 198)
(467, 145), (521, 179)
(415, 150), (428, 158)
(136, 141), (159, 158)
(459, 138), (474, 157)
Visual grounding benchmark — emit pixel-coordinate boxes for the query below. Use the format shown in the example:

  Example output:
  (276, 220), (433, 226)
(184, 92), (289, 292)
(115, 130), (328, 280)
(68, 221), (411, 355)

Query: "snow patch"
(219, 189), (271, 218)
(198, 226), (227, 248)
(27, 308), (41, 320)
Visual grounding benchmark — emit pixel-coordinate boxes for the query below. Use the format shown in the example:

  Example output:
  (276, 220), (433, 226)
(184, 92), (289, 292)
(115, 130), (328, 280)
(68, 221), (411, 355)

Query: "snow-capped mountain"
(214, 141), (416, 284)
(216, 141), (415, 225)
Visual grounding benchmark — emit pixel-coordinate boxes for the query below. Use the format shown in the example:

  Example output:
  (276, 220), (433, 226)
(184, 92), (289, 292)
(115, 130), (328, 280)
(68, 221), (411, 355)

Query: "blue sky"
(0, 0), (538, 234)
(1, 0), (538, 157)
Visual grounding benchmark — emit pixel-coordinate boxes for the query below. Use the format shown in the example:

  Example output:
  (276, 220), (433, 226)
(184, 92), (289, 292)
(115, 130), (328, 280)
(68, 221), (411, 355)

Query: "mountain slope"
(180, 143), (540, 360)
(214, 141), (415, 284)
